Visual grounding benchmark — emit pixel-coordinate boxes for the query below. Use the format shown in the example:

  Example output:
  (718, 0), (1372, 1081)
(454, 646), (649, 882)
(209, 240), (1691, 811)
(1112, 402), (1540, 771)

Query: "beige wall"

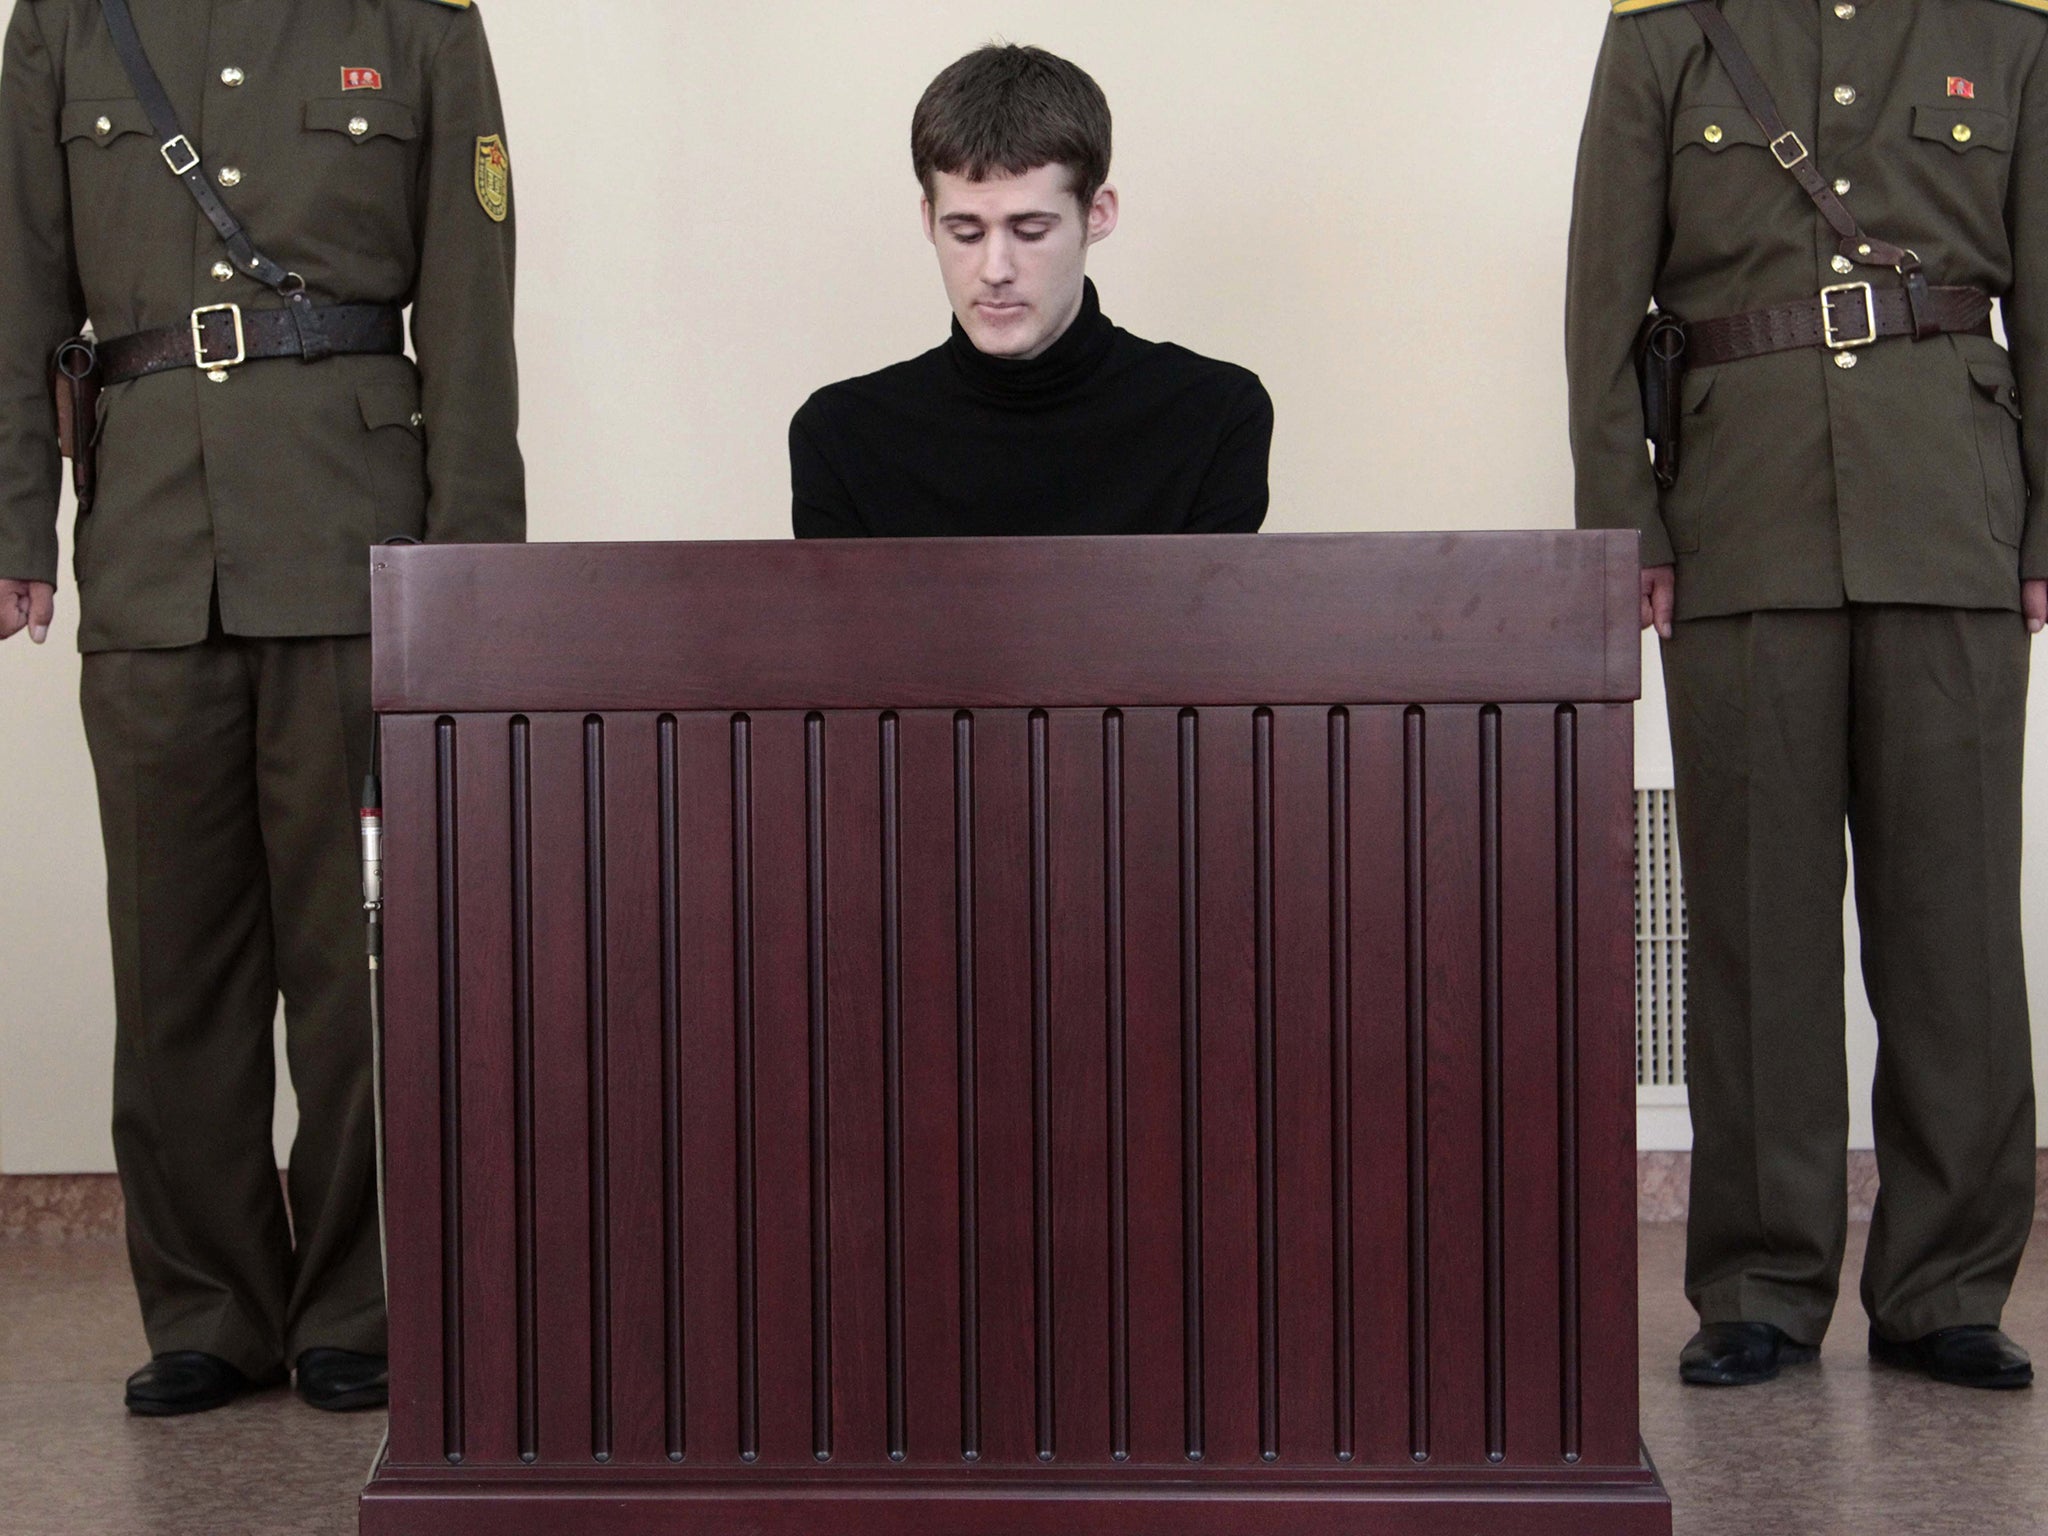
(1, 1), (2043, 1170)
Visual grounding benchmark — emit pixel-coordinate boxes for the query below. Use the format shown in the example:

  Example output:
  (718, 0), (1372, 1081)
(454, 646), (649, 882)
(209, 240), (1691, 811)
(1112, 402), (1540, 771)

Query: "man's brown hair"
(911, 44), (1113, 207)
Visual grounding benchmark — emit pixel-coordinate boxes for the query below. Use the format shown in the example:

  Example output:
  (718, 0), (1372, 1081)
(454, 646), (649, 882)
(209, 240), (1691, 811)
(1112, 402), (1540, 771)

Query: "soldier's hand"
(2026, 579), (2047, 636)
(1640, 564), (1675, 641)
(0, 579), (55, 645)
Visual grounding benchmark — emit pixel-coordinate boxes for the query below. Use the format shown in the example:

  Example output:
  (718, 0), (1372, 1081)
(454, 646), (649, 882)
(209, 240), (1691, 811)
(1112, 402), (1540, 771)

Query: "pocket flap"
(359, 381), (423, 435)
(1967, 359), (2024, 421)
(1911, 104), (2012, 153)
(1673, 106), (1768, 155)
(60, 98), (151, 145)
(305, 97), (419, 142)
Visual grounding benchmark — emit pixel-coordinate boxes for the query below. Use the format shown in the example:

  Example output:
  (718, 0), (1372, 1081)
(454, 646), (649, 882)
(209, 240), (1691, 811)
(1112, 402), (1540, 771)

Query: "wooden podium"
(359, 533), (1671, 1534)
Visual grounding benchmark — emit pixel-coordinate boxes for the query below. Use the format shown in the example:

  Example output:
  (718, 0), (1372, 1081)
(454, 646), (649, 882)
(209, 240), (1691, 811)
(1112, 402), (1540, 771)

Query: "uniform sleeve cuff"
(1638, 515), (1676, 570)
(2019, 506), (2048, 580)
(0, 556), (59, 589)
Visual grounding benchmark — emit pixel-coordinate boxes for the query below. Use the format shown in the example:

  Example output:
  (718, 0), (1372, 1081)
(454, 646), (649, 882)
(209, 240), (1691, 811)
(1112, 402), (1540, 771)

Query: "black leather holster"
(1635, 310), (1689, 491)
(51, 335), (101, 517)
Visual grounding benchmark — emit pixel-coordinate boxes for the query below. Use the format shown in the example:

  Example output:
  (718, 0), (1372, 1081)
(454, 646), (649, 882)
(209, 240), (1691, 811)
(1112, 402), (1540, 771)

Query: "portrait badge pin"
(343, 67), (384, 92)
(1947, 77), (1976, 99)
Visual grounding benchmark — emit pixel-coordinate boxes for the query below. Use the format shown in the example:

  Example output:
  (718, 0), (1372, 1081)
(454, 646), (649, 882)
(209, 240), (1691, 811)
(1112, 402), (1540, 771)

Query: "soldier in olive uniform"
(0, 0), (522, 1413)
(1569, 0), (2041, 1388)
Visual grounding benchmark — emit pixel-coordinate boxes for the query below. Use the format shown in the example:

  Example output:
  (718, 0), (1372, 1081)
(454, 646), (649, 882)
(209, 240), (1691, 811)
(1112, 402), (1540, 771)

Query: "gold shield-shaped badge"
(474, 135), (510, 223)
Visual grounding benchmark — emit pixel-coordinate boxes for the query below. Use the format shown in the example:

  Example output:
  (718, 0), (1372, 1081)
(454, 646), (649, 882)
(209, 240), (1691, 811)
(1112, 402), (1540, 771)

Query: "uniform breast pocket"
(303, 97), (420, 228)
(1909, 104), (2013, 209)
(1966, 358), (2027, 547)
(59, 99), (157, 246)
(358, 378), (428, 544)
(1670, 104), (1778, 171)
(1668, 107), (1781, 258)
(59, 97), (151, 145)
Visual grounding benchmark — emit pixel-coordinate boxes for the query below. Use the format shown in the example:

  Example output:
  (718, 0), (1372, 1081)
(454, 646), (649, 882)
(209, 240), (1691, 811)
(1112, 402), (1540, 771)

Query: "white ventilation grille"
(1634, 789), (1688, 1089)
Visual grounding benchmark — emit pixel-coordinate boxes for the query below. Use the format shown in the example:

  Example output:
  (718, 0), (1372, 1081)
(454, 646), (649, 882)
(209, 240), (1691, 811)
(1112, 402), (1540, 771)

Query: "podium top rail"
(370, 531), (1641, 715)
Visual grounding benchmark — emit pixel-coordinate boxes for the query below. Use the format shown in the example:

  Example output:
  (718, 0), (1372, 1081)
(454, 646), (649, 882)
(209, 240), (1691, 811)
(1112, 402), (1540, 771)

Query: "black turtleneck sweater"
(789, 281), (1273, 538)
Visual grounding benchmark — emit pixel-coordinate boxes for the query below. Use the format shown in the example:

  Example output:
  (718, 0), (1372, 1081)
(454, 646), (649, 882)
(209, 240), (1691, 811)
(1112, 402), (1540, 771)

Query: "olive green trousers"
(80, 630), (385, 1378)
(1663, 605), (2036, 1346)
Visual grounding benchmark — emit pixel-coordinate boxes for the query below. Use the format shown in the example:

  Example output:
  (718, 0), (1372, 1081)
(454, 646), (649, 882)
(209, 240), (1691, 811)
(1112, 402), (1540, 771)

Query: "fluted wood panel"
(382, 700), (1635, 1474)
(366, 534), (1665, 1535)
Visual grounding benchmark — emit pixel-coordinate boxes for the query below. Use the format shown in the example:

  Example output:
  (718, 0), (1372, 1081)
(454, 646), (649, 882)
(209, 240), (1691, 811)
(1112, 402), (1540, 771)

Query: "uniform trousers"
(1663, 604), (2036, 1346)
(79, 626), (385, 1378)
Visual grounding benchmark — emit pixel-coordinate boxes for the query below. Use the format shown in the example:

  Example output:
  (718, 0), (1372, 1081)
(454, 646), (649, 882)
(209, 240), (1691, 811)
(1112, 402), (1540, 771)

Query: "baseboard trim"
(1639, 1151), (2048, 1224)
(7, 1158), (2045, 1239)
(0, 1173), (125, 1241)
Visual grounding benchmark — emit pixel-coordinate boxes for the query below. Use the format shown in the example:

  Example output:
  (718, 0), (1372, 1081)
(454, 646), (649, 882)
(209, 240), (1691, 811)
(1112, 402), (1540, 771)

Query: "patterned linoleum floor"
(0, 1225), (2043, 1535)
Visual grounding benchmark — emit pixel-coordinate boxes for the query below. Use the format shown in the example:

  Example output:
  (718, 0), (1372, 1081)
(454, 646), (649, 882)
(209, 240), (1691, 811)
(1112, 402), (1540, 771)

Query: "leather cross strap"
(98, 0), (288, 288)
(98, 303), (406, 385)
(1683, 2), (1920, 276)
(97, 0), (340, 358)
(1688, 284), (1992, 367)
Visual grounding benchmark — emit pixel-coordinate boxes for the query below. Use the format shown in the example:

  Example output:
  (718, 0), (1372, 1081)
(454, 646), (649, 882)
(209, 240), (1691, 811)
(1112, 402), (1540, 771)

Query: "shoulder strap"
(97, 0), (294, 289)
(97, 0), (338, 354)
(1683, 2), (1918, 274)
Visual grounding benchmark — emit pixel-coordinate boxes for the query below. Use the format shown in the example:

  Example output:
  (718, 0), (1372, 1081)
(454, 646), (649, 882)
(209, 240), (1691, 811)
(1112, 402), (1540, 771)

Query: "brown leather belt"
(1688, 283), (1993, 367)
(99, 302), (405, 385)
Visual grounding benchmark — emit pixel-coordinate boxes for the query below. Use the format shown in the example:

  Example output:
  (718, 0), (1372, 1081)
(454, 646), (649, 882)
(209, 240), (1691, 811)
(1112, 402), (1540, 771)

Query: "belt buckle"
(1820, 281), (1877, 350)
(160, 135), (200, 176)
(190, 303), (247, 371)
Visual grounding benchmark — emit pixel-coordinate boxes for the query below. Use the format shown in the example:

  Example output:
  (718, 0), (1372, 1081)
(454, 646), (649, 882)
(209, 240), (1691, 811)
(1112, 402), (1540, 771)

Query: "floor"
(1637, 1224), (2048, 1536)
(0, 1227), (2042, 1535)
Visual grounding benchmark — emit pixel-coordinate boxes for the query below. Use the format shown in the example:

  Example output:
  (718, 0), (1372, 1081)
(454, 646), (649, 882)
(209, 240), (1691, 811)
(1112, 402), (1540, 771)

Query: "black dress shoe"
(295, 1348), (389, 1411)
(1870, 1326), (2033, 1390)
(124, 1352), (274, 1417)
(1679, 1321), (1818, 1386)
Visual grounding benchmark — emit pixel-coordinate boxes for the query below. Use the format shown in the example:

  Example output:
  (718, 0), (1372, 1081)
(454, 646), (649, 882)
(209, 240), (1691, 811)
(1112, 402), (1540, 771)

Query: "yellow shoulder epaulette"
(417, 0), (473, 9)
(1980, 0), (2048, 14)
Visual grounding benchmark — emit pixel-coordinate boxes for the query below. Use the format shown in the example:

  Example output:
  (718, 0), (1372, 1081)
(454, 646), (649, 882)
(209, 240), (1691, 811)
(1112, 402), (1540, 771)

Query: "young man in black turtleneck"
(790, 44), (1273, 539)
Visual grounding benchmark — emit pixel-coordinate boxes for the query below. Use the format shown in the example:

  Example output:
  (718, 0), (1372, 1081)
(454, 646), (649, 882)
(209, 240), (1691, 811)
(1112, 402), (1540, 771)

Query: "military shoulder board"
(417, 0), (473, 9)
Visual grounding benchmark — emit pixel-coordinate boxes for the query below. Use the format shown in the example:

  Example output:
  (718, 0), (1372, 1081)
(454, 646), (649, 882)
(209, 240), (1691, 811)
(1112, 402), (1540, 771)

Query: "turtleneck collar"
(945, 278), (1117, 401)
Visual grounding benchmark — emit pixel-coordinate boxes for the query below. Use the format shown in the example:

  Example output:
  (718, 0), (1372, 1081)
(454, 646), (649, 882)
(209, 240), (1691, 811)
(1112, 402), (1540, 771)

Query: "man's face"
(922, 163), (1118, 360)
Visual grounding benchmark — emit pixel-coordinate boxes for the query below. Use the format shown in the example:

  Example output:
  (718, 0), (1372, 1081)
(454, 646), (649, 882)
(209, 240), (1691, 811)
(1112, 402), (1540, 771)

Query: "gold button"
(1833, 255), (1855, 275)
(1834, 85), (1858, 106)
(207, 369), (230, 384)
(1835, 352), (1859, 370)
(220, 67), (245, 87)
(94, 116), (111, 136)
(1953, 123), (1974, 144)
(1835, 2), (1856, 17)
(217, 166), (242, 187)
(211, 260), (234, 283)
(1703, 123), (1725, 145)
(348, 117), (370, 138)
(1834, 178), (1852, 195)
(1858, 242), (1873, 256)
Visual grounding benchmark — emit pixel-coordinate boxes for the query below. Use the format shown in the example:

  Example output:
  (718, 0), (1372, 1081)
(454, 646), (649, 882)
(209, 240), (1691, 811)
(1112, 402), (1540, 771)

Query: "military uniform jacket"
(1567, 0), (2048, 618)
(0, 0), (523, 651)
